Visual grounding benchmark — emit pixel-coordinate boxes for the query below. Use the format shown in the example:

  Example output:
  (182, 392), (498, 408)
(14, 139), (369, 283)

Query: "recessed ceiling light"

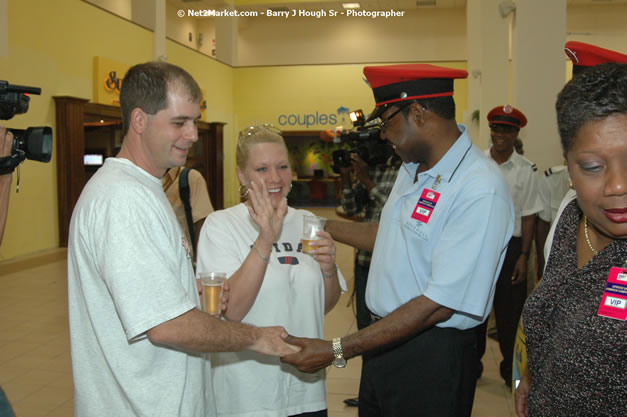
(342, 3), (361, 9)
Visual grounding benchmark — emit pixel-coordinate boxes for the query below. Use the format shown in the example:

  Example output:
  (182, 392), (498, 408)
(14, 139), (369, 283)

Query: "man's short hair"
(556, 62), (627, 153)
(400, 96), (456, 120)
(120, 61), (202, 135)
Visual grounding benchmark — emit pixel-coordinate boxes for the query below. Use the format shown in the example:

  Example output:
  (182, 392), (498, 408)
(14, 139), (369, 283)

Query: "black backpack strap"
(178, 168), (196, 252)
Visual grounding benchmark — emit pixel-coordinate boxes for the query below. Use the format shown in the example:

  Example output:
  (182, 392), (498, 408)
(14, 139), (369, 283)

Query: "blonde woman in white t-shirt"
(197, 124), (346, 417)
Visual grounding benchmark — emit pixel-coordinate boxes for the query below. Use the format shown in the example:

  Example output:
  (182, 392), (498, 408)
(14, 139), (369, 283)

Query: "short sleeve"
(519, 166), (543, 217)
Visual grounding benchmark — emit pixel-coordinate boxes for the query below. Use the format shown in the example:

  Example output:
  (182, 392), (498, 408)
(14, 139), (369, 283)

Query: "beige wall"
(237, 7), (467, 66)
(567, 4), (627, 54)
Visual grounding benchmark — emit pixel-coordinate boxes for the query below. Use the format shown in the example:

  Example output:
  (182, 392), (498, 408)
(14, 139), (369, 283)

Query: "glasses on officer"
(378, 102), (420, 130)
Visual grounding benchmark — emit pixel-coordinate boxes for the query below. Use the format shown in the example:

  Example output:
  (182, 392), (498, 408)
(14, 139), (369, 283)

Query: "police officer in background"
(483, 105), (542, 387)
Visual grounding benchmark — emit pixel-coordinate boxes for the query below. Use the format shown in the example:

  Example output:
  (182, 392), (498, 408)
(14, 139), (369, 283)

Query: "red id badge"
(411, 188), (441, 224)
(597, 266), (627, 321)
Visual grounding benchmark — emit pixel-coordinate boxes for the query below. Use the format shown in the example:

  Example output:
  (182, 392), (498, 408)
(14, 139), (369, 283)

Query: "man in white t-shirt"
(67, 61), (296, 417)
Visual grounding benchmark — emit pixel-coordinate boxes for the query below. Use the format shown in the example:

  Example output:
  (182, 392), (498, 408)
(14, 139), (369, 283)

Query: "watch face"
(333, 357), (347, 368)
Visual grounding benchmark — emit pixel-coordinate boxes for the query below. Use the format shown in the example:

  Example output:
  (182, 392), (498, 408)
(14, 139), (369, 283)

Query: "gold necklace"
(583, 216), (598, 256)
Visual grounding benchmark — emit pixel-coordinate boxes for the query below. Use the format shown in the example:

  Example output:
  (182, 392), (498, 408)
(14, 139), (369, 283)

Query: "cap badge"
(400, 92), (408, 99)
(503, 104), (513, 114)
(564, 47), (579, 64)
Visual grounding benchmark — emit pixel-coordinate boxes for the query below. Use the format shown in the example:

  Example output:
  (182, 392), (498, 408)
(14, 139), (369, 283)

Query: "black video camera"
(332, 124), (393, 171)
(0, 80), (53, 175)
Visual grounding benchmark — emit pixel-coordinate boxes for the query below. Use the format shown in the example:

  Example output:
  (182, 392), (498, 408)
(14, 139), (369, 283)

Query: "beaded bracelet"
(252, 244), (270, 264)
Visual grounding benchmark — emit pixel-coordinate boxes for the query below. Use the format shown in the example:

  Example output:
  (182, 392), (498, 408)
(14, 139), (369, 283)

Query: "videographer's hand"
(351, 154), (375, 190)
(350, 154), (369, 183)
(0, 126), (12, 159)
(335, 161), (352, 187)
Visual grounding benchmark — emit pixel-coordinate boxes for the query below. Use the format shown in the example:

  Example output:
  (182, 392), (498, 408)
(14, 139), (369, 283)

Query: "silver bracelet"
(252, 244), (270, 264)
(322, 264), (338, 279)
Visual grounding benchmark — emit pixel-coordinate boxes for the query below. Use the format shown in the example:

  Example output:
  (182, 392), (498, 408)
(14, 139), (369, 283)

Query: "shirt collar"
(402, 124), (472, 183)
(485, 146), (516, 167)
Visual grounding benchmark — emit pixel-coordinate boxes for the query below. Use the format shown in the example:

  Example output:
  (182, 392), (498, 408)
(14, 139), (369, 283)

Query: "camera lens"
(10, 126), (53, 162)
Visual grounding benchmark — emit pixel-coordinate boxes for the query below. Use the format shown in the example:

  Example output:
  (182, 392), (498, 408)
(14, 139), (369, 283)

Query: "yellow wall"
(236, 8), (467, 66)
(230, 61), (468, 205)
(0, 0), (232, 260)
(2, 0), (623, 260)
(232, 62), (468, 131)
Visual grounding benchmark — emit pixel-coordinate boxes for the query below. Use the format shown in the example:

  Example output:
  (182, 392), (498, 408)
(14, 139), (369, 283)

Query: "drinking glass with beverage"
(199, 272), (226, 316)
(301, 215), (327, 254)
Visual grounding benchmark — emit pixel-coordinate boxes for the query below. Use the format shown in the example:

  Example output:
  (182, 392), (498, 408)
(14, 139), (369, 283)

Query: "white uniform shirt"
(484, 149), (543, 237)
(197, 204), (347, 417)
(537, 165), (570, 223)
(366, 126), (515, 330)
(543, 188), (577, 266)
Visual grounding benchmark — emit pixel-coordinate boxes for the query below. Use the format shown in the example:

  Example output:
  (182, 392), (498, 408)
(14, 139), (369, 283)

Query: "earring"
(568, 179), (573, 189)
(238, 184), (249, 199)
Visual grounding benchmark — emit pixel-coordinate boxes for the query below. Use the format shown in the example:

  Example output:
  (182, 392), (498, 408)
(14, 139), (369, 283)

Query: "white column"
(215, 1), (238, 66)
(512, 0), (566, 171)
(466, 0), (511, 148)
(154, 0), (166, 61)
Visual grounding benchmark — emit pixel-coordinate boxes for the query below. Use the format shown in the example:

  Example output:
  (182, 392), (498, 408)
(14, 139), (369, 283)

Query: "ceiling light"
(342, 3), (361, 9)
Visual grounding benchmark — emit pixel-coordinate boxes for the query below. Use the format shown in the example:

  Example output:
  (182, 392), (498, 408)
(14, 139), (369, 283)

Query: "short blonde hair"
(236, 125), (288, 169)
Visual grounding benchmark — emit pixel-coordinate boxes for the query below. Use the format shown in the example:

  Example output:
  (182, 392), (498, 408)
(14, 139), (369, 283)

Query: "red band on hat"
(376, 91), (454, 107)
(564, 41), (627, 68)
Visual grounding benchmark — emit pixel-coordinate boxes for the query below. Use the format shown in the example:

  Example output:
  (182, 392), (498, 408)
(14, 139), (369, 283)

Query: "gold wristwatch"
(332, 337), (346, 368)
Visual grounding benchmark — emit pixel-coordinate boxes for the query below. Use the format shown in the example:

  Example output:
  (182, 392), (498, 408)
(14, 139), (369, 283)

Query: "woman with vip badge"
(515, 63), (627, 417)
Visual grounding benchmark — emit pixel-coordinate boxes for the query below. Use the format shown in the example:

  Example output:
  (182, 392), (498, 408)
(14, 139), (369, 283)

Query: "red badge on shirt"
(597, 266), (627, 321)
(411, 188), (440, 224)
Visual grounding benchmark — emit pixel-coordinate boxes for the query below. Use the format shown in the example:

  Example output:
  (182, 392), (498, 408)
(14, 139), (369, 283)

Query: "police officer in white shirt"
(482, 105), (542, 387)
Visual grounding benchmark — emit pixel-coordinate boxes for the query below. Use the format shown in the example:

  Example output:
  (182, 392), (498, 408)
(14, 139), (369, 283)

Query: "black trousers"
(358, 326), (478, 417)
(492, 237), (527, 382)
(290, 411), (327, 417)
